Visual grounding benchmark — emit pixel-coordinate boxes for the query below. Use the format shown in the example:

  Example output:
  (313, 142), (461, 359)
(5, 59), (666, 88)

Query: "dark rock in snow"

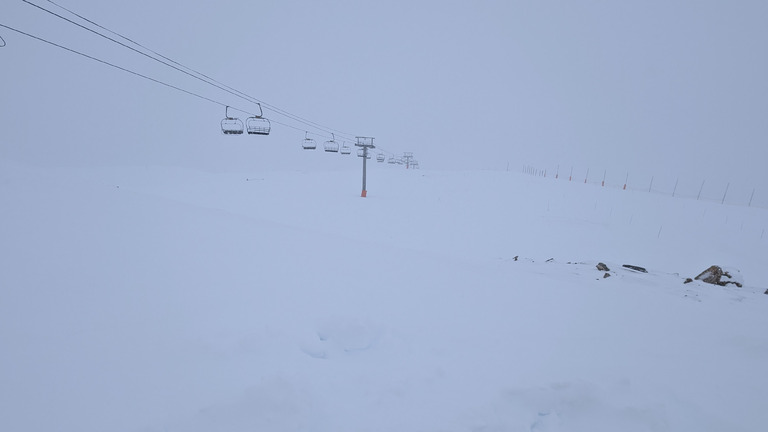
(622, 264), (648, 273)
(695, 265), (723, 284)
(596, 262), (610, 272)
(694, 265), (743, 287)
(684, 278), (693, 284)
(603, 272), (611, 279)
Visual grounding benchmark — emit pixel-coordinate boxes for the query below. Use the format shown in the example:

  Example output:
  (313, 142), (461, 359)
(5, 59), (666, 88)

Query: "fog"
(2, 1), (767, 195)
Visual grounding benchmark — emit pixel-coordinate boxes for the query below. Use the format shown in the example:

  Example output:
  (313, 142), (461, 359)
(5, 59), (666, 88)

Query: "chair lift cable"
(0, 22), (253, 115)
(26, 0), (357, 140)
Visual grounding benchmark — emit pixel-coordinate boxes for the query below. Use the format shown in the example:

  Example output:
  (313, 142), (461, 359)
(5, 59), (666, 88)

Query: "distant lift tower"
(403, 152), (414, 169)
(355, 137), (375, 197)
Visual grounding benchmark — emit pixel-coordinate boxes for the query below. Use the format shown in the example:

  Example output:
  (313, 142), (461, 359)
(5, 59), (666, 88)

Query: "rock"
(764, 289), (768, 295)
(603, 272), (611, 278)
(622, 264), (648, 273)
(695, 265), (723, 284)
(684, 278), (693, 284)
(596, 262), (610, 272)
(693, 265), (743, 287)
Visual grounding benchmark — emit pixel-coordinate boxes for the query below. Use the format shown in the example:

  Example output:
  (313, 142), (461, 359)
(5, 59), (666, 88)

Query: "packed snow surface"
(1, 161), (766, 432)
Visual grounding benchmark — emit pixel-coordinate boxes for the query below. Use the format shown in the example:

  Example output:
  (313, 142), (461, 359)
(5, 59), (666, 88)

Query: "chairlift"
(302, 131), (317, 150)
(324, 133), (339, 152)
(388, 156), (396, 164)
(340, 142), (351, 155)
(356, 149), (371, 159)
(221, 106), (244, 135)
(376, 153), (385, 163)
(246, 103), (270, 135)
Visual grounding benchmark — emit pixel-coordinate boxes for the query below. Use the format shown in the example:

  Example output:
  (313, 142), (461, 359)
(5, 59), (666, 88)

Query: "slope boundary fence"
(519, 164), (767, 210)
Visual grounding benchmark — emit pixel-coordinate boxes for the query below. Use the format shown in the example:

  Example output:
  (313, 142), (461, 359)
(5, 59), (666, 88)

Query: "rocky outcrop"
(693, 265), (743, 288)
(622, 264), (647, 273)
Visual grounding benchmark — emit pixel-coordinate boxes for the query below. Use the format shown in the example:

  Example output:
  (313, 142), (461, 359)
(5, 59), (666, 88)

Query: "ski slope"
(1, 160), (766, 432)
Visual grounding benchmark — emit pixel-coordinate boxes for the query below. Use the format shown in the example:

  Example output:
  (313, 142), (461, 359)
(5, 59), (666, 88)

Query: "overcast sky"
(2, 0), (767, 197)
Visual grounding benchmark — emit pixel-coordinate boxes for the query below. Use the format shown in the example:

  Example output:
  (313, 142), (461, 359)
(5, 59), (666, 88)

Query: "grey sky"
(2, 0), (767, 196)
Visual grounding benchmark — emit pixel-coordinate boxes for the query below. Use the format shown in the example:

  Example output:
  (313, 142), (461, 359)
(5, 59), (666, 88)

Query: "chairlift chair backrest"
(357, 149), (372, 159)
(324, 134), (339, 152)
(302, 132), (316, 150)
(245, 103), (269, 135)
(221, 106), (244, 135)
(246, 117), (271, 135)
(302, 138), (317, 150)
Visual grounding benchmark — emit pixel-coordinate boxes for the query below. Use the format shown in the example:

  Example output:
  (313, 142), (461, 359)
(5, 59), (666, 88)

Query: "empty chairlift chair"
(246, 103), (270, 135)
(376, 153), (385, 163)
(340, 142), (352, 155)
(324, 133), (339, 153)
(388, 156), (396, 164)
(221, 106), (244, 135)
(302, 132), (317, 150)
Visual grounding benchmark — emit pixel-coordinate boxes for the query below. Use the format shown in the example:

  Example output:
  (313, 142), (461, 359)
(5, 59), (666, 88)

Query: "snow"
(1, 159), (767, 432)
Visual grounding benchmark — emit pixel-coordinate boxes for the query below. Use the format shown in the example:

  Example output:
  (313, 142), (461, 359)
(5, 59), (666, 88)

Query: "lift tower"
(403, 152), (414, 169)
(355, 137), (375, 197)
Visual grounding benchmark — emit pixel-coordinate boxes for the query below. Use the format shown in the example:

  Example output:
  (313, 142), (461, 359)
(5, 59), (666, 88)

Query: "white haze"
(1, 2), (768, 431)
(2, 1), (768, 190)
(1, 160), (767, 431)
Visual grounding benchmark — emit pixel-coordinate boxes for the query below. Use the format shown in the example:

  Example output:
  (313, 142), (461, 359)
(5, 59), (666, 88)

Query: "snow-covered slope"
(1, 160), (766, 432)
